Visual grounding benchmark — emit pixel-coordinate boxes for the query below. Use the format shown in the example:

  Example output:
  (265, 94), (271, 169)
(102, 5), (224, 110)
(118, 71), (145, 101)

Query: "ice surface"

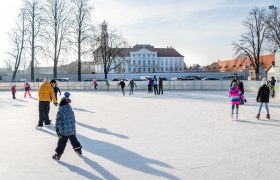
(0, 90), (280, 180)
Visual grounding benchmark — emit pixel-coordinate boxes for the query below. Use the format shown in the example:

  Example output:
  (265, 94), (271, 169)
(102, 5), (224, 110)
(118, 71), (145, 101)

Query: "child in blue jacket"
(52, 97), (82, 160)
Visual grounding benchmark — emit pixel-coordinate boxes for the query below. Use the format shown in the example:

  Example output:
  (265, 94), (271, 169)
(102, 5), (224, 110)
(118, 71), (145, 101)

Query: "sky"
(0, 0), (279, 68)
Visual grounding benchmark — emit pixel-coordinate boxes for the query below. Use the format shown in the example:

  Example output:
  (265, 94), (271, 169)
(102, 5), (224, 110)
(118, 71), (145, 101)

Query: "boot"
(266, 114), (270, 119)
(52, 153), (61, 160)
(256, 114), (260, 119)
(235, 113), (238, 120)
(231, 113), (234, 120)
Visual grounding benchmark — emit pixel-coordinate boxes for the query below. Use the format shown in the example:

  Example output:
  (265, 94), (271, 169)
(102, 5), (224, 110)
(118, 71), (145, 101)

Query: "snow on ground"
(0, 90), (280, 180)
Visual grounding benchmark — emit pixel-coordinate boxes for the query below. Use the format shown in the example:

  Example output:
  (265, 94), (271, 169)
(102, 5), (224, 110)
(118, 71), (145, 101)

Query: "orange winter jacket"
(38, 82), (57, 103)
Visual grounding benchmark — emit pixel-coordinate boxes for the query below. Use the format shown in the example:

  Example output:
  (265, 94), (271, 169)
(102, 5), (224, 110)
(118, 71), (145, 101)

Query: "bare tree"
(70, 0), (94, 81)
(93, 22), (129, 80)
(44, 0), (72, 78)
(265, 6), (280, 52)
(23, 0), (44, 81)
(7, 9), (28, 81)
(232, 8), (268, 80)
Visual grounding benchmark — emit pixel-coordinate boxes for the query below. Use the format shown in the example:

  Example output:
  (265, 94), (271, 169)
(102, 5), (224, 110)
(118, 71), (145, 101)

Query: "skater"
(53, 83), (61, 101)
(128, 78), (137, 95)
(256, 78), (270, 119)
(230, 76), (238, 87)
(237, 78), (244, 95)
(52, 97), (82, 160)
(64, 91), (71, 104)
(229, 82), (246, 120)
(36, 78), (58, 128)
(147, 78), (152, 93)
(11, 85), (16, 99)
(118, 79), (126, 95)
(158, 77), (163, 94)
(92, 79), (98, 90)
(269, 77), (276, 98)
(24, 81), (32, 98)
(153, 75), (159, 95)
(105, 79), (110, 91)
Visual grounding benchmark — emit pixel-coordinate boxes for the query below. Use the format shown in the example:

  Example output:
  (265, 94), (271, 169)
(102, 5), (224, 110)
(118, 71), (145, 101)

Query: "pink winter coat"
(229, 86), (244, 105)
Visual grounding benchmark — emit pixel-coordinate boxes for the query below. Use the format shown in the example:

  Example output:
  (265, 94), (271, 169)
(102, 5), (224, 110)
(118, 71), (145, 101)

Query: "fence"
(0, 80), (275, 94)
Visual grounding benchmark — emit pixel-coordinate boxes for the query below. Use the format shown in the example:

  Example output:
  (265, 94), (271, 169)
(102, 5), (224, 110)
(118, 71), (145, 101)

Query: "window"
(138, 60), (141, 65)
(148, 60), (150, 65)
(225, 66), (228, 68)
(233, 65), (236, 68)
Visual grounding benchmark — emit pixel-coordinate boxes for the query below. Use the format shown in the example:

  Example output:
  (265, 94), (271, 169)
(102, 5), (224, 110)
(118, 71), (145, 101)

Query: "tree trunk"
(77, 28), (81, 81)
(30, 2), (35, 82)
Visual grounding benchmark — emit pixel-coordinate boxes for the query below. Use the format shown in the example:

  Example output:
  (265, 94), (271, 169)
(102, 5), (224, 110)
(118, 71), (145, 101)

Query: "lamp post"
(122, 67), (125, 80)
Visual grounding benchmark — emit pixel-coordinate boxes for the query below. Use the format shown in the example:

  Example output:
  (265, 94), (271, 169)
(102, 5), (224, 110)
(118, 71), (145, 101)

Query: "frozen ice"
(0, 90), (280, 179)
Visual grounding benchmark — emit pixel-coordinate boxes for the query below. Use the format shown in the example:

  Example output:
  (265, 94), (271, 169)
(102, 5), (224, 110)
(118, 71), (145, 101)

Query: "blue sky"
(0, 0), (279, 68)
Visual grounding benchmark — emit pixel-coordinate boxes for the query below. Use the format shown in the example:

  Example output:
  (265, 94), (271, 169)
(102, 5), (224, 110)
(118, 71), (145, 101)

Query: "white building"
(94, 44), (185, 74)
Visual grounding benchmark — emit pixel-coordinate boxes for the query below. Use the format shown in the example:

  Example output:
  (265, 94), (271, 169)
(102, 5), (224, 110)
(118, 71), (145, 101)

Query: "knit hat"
(262, 78), (267, 85)
(64, 91), (70, 97)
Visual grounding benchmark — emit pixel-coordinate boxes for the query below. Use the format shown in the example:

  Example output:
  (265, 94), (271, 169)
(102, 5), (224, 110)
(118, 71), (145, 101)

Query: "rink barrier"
(0, 80), (275, 95)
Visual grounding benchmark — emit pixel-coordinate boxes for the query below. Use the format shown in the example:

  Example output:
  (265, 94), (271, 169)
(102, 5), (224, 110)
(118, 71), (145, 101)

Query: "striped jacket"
(229, 86), (244, 105)
(55, 105), (76, 136)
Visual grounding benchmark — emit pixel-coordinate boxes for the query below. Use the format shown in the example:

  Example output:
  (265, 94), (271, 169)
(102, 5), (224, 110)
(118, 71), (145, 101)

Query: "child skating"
(11, 85), (16, 99)
(229, 82), (246, 120)
(256, 78), (270, 120)
(24, 81), (32, 98)
(52, 97), (82, 160)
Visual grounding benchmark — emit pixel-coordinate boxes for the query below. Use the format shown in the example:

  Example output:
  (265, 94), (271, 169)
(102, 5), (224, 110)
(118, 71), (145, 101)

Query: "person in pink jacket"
(229, 82), (246, 120)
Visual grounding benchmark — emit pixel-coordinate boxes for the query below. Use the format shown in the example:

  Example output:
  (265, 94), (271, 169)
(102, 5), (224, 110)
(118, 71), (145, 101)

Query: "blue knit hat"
(64, 91), (70, 97)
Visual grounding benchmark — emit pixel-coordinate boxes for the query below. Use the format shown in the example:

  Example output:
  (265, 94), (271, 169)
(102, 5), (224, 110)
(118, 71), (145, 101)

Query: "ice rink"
(0, 90), (280, 180)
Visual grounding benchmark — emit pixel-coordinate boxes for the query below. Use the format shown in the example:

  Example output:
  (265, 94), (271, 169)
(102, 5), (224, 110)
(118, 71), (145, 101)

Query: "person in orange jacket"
(36, 77), (58, 129)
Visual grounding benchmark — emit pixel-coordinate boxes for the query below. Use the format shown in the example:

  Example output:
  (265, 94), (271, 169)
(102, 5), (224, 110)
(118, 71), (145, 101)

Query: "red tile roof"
(206, 54), (275, 72)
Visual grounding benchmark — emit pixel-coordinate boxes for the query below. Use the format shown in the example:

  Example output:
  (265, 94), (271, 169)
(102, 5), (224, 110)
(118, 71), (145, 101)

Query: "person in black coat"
(237, 78), (244, 95)
(53, 83), (61, 101)
(118, 80), (126, 95)
(256, 78), (270, 119)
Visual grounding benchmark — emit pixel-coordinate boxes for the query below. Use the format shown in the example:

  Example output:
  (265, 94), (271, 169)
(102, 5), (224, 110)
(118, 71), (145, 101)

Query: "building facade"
(94, 44), (185, 74)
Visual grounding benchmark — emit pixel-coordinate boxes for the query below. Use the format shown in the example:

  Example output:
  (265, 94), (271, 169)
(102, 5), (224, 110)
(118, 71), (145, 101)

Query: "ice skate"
(52, 153), (61, 160)
(235, 113), (238, 120)
(256, 114), (260, 120)
(75, 148), (82, 156)
(35, 125), (43, 130)
(230, 113), (234, 120)
(266, 114), (270, 119)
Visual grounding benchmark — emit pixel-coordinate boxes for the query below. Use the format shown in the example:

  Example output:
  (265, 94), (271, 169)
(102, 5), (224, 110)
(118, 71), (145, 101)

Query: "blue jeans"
(258, 103), (269, 114)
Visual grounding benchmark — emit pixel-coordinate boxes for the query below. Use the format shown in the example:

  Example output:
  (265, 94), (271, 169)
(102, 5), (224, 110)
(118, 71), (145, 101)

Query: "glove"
(54, 102), (58, 106)
(56, 128), (62, 139)
(244, 99), (247, 103)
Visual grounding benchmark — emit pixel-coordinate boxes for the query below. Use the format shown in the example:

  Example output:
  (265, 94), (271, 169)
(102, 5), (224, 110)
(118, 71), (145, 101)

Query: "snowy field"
(0, 90), (280, 180)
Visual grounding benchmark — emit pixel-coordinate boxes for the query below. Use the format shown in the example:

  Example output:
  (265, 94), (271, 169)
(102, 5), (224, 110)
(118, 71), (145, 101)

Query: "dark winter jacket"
(128, 80), (137, 88)
(238, 81), (244, 94)
(54, 86), (61, 95)
(55, 105), (76, 136)
(119, 81), (125, 88)
(159, 78), (163, 87)
(257, 85), (270, 103)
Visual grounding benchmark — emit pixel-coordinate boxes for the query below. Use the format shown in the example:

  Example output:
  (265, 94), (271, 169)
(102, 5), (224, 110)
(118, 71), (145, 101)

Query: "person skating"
(153, 75), (159, 95)
(269, 77), (276, 98)
(118, 79), (126, 95)
(52, 97), (82, 160)
(237, 78), (244, 95)
(229, 82), (246, 120)
(53, 83), (61, 101)
(158, 77), (163, 94)
(11, 85), (16, 99)
(105, 79), (110, 91)
(256, 78), (270, 119)
(128, 78), (137, 95)
(36, 78), (58, 128)
(24, 81), (32, 98)
(92, 79), (98, 90)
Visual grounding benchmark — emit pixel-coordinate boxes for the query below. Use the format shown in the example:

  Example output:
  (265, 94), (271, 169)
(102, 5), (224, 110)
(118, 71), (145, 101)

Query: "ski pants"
(24, 91), (31, 97)
(55, 134), (82, 155)
(38, 101), (51, 126)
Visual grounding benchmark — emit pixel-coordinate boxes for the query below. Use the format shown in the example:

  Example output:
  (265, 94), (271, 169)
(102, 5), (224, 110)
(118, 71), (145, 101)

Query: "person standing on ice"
(153, 75), (159, 95)
(256, 78), (270, 119)
(128, 78), (137, 95)
(118, 79), (126, 95)
(36, 78), (58, 128)
(11, 85), (16, 99)
(24, 81), (32, 98)
(52, 97), (82, 160)
(53, 83), (61, 101)
(92, 79), (98, 90)
(229, 82), (246, 120)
